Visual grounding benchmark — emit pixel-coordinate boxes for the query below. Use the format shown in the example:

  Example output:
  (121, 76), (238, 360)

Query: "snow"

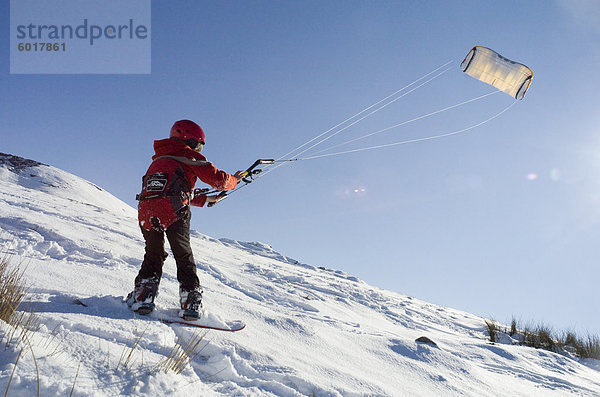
(0, 152), (599, 396)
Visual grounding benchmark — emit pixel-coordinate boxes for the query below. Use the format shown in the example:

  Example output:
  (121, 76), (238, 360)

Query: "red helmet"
(170, 120), (205, 144)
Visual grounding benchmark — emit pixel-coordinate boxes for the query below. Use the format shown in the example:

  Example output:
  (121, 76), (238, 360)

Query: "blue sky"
(2, 1), (600, 333)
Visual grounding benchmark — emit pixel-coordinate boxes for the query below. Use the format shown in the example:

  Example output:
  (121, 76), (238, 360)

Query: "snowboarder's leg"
(127, 226), (167, 314)
(165, 212), (203, 320)
(165, 212), (200, 291)
(136, 226), (168, 283)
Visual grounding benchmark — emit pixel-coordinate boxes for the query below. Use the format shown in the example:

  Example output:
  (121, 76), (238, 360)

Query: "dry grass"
(116, 325), (148, 370)
(510, 317), (518, 337)
(485, 318), (600, 360)
(574, 335), (600, 360)
(0, 254), (40, 396)
(69, 364), (80, 397)
(484, 320), (499, 343)
(154, 330), (207, 374)
(3, 349), (23, 397)
(536, 325), (556, 351)
(0, 254), (31, 327)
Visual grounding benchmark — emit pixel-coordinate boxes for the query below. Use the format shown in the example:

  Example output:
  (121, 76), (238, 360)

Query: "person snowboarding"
(127, 120), (244, 320)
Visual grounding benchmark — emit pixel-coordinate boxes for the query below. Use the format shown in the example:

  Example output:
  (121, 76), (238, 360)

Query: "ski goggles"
(185, 138), (204, 152)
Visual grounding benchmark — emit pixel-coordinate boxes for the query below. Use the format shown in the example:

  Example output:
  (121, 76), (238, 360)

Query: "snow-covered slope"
(0, 152), (599, 396)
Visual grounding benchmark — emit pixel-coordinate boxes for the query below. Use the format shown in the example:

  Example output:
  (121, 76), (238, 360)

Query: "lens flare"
(526, 173), (538, 181)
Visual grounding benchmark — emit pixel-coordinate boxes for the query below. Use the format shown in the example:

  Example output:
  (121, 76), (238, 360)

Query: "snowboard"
(155, 308), (246, 332)
(73, 296), (246, 332)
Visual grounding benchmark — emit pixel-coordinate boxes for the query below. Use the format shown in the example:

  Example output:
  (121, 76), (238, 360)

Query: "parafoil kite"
(461, 46), (533, 100)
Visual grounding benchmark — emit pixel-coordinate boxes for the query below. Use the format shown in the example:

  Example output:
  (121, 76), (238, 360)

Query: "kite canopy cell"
(461, 46), (533, 100)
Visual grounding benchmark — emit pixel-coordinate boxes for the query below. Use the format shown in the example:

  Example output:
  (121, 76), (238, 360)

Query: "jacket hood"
(152, 138), (207, 161)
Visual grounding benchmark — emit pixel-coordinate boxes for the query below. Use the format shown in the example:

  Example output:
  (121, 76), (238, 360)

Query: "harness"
(135, 155), (209, 201)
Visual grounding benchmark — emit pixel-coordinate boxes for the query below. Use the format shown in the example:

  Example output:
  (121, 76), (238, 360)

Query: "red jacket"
(138, 139), (237, 231)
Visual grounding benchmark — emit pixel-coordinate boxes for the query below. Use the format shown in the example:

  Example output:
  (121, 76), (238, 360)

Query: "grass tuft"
(0, 254), (29, 325)
(510, 317), (518, 337)
(154, 330), (207, 374)
(536, 325), (556, 352)
(116, 325), (148, 370)
(576, 335), (600, 360)
(0, 253), (40, 396)
(485, 317), (600, 361)
(484, 320), (498, 343)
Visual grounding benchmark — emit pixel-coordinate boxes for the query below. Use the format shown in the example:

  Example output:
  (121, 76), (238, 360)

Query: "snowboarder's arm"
(193, 162), (239, 191)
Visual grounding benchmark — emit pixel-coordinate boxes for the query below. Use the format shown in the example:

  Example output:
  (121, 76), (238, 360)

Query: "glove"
(190, 194), (207, 207)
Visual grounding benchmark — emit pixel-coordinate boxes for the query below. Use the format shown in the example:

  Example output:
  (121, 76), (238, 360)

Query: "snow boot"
(126, 277), (159, 315)
(179, 287), (203, 320)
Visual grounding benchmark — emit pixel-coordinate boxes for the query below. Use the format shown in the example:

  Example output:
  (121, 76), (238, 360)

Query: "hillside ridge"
(1, 152), (599, 396)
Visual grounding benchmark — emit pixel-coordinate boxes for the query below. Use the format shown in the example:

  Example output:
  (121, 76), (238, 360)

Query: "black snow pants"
(135, 211), (200, 291)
